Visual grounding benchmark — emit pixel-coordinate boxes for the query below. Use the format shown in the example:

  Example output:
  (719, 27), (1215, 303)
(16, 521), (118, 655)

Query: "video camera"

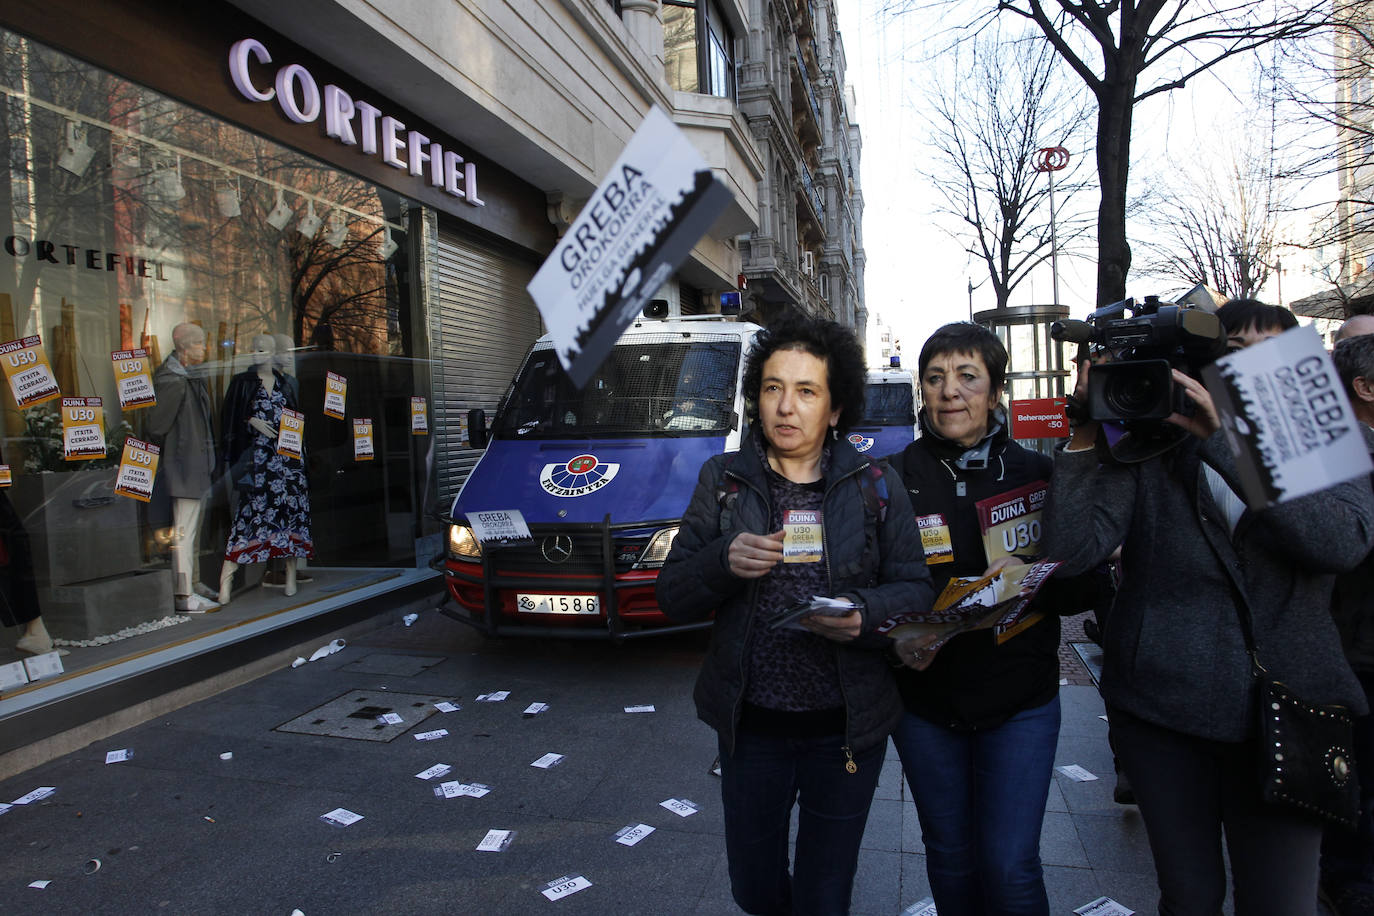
(1050, 293), (1226, 462)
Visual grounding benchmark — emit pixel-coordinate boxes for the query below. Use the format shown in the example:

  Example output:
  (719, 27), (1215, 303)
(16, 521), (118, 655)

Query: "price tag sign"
(12, 787), (56, 805)
(353, 418), (375, 461)
(1010, 398), (1070, 439)
(411, 396), (428, 435)
(323, 371), (347, 420)
(319, 807), (363, 827)
(540, 875), (592, 901)
(415, 764), (452, 780)
(62, 397), (106, 460)
(976, 481), (1048, 565)
(376, 712), (404, 725)
(624, 705), (656, 714)
(659, 798), (700, 817)
(530, 753), (565, 769)
(0, 465), (12, 488)
(614, 823), (655, 846)
(277, 408), (305, 459)
(434, 701), (460, 713)
(475, 691), (510, 703)
(476, 829), (514, 852)
(414, 729), (449, 741)
(111, 348), (156, 410)
(0, 335), (59, 407)
(105, 749), (133, 764)
(782, 509), (823, 563)
(114, 437), (160, 502)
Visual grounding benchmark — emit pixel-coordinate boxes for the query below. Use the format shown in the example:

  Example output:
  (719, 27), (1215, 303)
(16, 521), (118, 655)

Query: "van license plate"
(518, 593), (599, 615)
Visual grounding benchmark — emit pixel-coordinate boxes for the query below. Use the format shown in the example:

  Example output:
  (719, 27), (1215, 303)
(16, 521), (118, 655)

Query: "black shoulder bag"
(1235, 600), (1360, 828)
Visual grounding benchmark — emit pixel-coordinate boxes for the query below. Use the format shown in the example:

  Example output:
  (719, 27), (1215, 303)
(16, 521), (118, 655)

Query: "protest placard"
(1203, 326), (1372, 509)
(526, 106), (734, 388)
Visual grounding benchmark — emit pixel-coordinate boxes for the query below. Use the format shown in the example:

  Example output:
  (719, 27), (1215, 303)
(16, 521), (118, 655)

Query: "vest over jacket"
(1043, 431), (1374, 742)
(656, 431), (934, 756)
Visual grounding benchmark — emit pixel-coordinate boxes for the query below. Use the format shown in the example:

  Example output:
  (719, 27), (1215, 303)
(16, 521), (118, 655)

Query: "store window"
(0, 28), (431, 657)
(663, 0), (736, 99)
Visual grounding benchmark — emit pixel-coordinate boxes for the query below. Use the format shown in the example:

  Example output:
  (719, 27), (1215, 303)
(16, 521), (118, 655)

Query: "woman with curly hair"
(657, 313), (933, 916)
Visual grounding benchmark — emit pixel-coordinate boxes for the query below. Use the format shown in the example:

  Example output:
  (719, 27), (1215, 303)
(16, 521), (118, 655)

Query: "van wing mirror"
(467, 408), (488, 449)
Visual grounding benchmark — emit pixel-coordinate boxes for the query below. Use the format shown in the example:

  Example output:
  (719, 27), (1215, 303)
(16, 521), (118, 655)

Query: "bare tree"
(1136, 138), (1284, 300)
(921, 29), (1094, 309)
(897, 0), (1331, 306)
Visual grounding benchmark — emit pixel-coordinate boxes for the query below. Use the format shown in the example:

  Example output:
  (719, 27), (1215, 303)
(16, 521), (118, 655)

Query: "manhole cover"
(338, 654), (446, 677)
(276, 689), (451, 742)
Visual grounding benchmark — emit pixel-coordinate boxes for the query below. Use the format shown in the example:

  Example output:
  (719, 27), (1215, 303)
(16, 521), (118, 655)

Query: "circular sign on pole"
(1033, 146), (1070, 172)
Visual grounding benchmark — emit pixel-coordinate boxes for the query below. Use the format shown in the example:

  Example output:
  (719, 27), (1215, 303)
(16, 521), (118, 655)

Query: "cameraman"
(1043, 301), (1374, 916)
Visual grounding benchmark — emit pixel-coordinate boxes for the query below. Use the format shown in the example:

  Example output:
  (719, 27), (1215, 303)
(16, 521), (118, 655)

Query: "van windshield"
(862, 382), (915, 425)
(494, 339), (741, 439)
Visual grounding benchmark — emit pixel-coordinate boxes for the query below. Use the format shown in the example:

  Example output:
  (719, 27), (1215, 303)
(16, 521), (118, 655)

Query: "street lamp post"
(1033, 146), (1070, 307)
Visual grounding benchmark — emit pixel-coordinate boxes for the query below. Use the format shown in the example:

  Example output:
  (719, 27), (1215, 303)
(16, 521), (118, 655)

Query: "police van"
(846, 366), (917, 458)
(443, 313), (760, 637)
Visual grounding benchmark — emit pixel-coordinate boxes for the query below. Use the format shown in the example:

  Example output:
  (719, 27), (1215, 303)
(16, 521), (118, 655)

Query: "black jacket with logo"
(887, 415), (1106, 730)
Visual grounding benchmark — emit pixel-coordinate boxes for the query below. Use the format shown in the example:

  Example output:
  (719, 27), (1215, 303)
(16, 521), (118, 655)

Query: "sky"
(834, 0), (1333, 363)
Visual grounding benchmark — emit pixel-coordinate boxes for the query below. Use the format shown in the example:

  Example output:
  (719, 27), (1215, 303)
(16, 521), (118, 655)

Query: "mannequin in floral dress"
(218, 334), (312, 601)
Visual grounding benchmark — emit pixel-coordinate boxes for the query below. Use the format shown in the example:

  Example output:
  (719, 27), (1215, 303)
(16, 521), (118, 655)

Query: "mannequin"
(0, 488), (60, 656)
(262, 333), (310, 588)
(147, 322), (219, 612)
(218, 334), (313, 602)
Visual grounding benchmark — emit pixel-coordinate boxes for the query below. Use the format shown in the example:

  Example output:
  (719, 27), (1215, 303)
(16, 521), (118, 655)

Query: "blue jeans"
(891, 696), (1060, 916)
(718, 730), (885, 916)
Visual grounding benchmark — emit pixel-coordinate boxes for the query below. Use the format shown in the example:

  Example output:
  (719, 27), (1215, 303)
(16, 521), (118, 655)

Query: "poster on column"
(1203, 325), (1373, 510)
(61, 397), (106, 460)
(114, 437), (160, 502)
(0, 335), (60, 408)
(525, 106), (735, 388)
(111, 348), (156, 409)
(410, 396), (428, 435)
(353, 418), (374, 461)
(323, 371), (347, 420)
(277, 408), (305, 459)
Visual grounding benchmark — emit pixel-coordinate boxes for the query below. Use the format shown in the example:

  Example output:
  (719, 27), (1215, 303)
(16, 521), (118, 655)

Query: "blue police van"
(845, 366), (917, 458)
(443, 314), (760, 637)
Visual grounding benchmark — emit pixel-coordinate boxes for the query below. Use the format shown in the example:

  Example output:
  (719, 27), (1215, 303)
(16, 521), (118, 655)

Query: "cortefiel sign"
(1204, 325), (1372, 509)
(526, 107), (734, 388)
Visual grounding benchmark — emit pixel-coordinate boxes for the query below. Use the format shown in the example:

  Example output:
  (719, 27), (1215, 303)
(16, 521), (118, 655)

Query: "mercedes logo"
(541, 535), (574, 564)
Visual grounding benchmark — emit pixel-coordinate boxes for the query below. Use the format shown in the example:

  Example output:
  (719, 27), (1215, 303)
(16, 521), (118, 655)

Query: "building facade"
(734, 0), (866, 338)
(0, 0), (766, 758)
(1293, 0), (1374, 321)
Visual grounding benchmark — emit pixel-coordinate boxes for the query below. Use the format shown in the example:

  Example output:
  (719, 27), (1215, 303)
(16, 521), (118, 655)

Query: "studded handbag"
(1256, 673), (1359, 828)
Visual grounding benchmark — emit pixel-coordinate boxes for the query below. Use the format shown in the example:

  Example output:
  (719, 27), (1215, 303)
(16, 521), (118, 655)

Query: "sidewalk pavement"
(0, 610), (1160, 915)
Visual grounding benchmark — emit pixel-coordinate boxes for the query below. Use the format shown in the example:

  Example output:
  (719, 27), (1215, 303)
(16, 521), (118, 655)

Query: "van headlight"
(633, 526), (679, 569)
(448, 524), (482, 559)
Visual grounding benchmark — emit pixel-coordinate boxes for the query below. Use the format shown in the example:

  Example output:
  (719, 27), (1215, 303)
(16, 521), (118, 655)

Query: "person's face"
(250, 336), (273, 367)
(921, 349), (1000, 447)
(1227, 323), (1284, 352)
(759, 348), (840, 461)
(181, 333), (206, 366)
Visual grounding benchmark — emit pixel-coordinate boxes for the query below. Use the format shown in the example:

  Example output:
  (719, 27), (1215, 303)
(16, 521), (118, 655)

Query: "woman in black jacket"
(657, 314), (933, 916)
(887, 322), (1097, 916)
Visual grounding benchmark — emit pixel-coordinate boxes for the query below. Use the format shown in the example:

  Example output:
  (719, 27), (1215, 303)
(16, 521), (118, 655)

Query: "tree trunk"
(1094, 79), (1136, 306)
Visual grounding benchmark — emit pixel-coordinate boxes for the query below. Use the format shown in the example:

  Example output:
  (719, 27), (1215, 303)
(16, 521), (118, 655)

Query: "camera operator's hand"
(1165, 368), (1221, 440)
(1065, 359), (1100, 451)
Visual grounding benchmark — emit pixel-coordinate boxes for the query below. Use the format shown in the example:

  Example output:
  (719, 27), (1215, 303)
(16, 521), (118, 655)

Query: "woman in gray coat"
(1044, 303), (1374, 915)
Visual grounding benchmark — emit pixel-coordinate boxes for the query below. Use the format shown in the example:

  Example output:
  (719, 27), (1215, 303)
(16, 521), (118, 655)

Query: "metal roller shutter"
(433, 224), (543, 504)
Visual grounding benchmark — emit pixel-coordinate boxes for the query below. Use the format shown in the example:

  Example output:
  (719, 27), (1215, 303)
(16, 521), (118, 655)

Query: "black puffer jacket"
(657, 431), (934, 756)
(887, 413), (1110, 730)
